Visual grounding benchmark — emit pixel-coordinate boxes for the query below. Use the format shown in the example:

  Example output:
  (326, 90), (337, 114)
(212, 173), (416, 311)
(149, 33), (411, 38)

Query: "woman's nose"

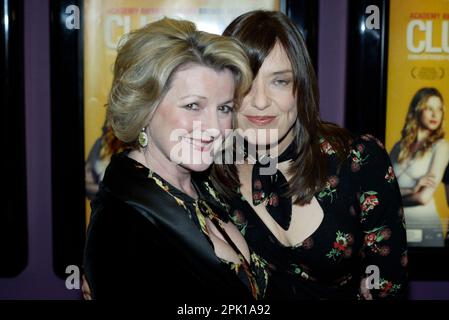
(251, 83), (271, 110)
(201, 108), (221, 136)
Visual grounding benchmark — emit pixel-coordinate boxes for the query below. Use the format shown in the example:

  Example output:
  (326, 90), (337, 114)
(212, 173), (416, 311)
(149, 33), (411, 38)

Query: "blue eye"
(218, 105), (234, 114)
(274, 79), (291, 86)
(183, 103), (199, 111)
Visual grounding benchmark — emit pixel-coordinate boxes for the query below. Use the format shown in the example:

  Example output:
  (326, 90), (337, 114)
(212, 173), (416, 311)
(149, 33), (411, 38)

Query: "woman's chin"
(178, 152), (214, 172)
(181, 162), (212, 173)
(236, 127), (284, 148)
(246, 136), (279, 148)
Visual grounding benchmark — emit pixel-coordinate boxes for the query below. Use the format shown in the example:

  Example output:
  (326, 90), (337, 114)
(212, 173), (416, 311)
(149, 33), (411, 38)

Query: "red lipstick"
(245, 115), (276, 126)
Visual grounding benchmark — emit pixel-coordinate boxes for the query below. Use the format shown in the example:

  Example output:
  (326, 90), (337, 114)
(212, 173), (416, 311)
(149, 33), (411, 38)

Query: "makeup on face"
(148, 64), (236, 171)
(237, 42), (297, 147)
(420, 96), (444, 131)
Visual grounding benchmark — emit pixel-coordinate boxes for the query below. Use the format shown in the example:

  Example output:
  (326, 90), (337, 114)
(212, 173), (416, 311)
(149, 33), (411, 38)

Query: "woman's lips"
(183, 137), (214, 152)
(244, 115), (277, 126)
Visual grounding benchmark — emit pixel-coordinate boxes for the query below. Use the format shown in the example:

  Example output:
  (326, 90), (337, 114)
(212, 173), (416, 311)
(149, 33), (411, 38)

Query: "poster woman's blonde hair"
(397, 87), (445, 163)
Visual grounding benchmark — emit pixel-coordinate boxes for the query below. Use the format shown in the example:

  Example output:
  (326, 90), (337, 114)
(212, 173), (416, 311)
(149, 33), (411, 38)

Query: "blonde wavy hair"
(397, 87), (445, 163)
(107, 17), (252, 147)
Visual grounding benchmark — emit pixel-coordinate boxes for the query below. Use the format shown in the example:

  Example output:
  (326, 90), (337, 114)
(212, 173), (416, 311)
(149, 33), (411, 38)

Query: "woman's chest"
(231, 160), (364, 275)
(394, 152), (433, 183)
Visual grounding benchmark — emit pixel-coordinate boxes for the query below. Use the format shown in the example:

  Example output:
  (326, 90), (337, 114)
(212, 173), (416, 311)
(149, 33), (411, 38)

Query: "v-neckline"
(236, 184), (326, 249)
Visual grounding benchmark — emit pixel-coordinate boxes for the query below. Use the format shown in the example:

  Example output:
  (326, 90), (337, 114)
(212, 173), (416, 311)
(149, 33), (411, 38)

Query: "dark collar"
(100, 152), (224, 268)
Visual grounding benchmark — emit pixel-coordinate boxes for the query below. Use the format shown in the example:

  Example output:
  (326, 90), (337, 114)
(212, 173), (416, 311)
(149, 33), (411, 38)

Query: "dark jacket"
(83, 153), (252, 301)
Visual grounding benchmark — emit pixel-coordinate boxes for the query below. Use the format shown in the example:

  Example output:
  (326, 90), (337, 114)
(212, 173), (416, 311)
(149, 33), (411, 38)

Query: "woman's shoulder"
(102, 152), (175, 200)
(432, 139), (449, 165)
(318, 123), (352, 157)
(90, 153), (183, 227)
(89, 185), (152, 230)
(320, 131), (387, 160)
(350, 134), (386, 150)
(347, 134), (389, 159)
(433, 138), (449, 151)
(337, 133), (392, 174)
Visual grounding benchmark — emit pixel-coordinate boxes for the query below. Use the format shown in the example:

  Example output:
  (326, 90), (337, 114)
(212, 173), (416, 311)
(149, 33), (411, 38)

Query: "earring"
(138, 127), (148, 148)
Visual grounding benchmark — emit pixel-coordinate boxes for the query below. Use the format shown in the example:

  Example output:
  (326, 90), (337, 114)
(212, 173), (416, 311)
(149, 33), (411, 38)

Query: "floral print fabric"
(225, 134), (408, 299)
(146, 169), (270, 300)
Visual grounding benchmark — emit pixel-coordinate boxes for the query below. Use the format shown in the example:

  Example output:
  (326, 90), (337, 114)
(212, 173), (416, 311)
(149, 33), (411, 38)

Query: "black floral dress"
(223, 134), (408, 299)
(146, 167), (270, 300)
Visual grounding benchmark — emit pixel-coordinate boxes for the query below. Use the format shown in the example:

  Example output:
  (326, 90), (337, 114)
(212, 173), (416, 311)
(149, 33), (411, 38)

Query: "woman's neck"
(128, 142), (197, 199)
(272, 129), (295, 158)
(416, 127), (431, 143)
(256, 127), (295, 159)
(240, 127), (295, 169)
(408, 127), (432, 156)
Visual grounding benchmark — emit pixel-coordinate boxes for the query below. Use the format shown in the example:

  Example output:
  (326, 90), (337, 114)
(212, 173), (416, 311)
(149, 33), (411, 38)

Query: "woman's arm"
(399, 187), (418, 197)
(401, 140), (449, 206)
(355, 135), (408, 299)
(400, 174), (436, 197)
(83, 196), (159, 299)
(389, 143), (415, 197)
(84, 192), (200, 300)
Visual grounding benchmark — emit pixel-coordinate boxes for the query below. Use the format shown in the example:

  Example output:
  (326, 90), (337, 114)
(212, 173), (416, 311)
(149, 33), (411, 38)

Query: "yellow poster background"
(83, 0), (280, 222)
(386, 0), (449, 239)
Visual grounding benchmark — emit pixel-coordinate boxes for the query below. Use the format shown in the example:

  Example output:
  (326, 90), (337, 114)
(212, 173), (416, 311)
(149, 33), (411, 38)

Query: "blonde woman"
(390, 87), (449, 247)
(83, 18), (270, 300)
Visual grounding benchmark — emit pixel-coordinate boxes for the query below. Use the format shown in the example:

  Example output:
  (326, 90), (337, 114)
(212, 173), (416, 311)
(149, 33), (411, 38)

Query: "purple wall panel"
(0, 0), (81, 299)
(318, 0), (347, 126)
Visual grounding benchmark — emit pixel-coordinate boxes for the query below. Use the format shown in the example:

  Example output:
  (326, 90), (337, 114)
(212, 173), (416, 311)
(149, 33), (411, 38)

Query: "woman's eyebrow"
(218, 98), (234, 105)
(180, 94), (207, 100)
(271, 70), (293, 76)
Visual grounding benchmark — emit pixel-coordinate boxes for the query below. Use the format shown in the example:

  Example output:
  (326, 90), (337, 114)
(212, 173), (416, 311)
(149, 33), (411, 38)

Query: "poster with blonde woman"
(386, 0), (449, 251)
(390, 88), (449, 247)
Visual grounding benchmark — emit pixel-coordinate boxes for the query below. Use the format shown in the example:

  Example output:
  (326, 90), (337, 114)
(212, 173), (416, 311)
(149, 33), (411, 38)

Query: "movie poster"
(386, 0), (449, 247)
(83, 0), (280, 221)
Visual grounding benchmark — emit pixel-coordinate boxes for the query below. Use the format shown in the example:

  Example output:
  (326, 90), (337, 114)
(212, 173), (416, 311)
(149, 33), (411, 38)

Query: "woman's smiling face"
(148, 64), (235, 172)
(237, 42), (297, 147)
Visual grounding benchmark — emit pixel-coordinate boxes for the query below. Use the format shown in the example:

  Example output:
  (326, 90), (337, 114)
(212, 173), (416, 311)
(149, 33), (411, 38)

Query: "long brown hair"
(211, 10), (351, 205)
(397, 87), (445, 163)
